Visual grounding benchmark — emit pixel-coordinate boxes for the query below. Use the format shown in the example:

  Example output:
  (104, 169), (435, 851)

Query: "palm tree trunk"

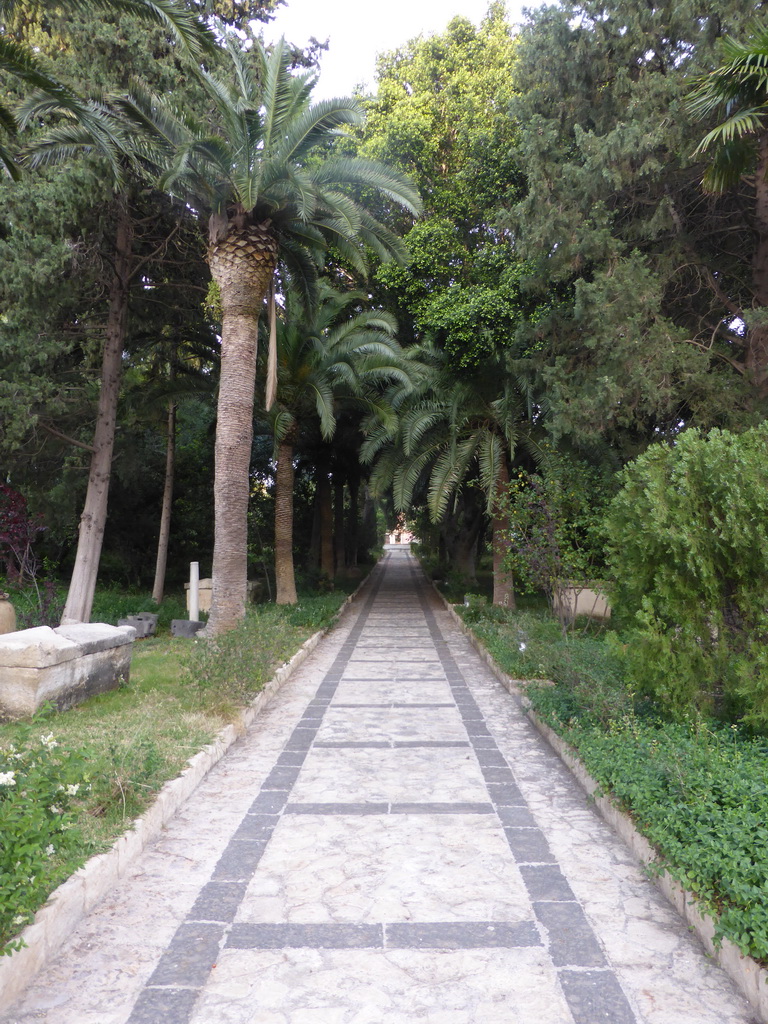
(360, 485), (378, 558)
(205, 220), (277, 635)
(346, 476), (359, 568)
(317, 471), (334, 579)
(61, 201), (133, 624)
(275, 436), (298, 605)
(333, 478), (346, 578)
(492, 459), (515, 609)
(309, 485), (322, 569)
(152, 400), (176, 604)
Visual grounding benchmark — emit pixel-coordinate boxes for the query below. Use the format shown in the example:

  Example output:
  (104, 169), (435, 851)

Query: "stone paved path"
(1, 549), (760, 1023)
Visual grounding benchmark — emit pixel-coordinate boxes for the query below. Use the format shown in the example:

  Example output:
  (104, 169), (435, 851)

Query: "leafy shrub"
(0, 484), (45, 583)
(502, 455), (613, 631)
(605, 424), (768, 726)
(0, 716), (89, 955)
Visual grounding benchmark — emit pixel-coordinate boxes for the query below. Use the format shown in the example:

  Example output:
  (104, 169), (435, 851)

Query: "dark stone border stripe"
(312, 740), (470, 749)
(386, 920), (540, 949)
(331, 702), (457, 709)
(228, 922), (381, 949)
(226, 920), (542, 950)
(283, 801), (494, 815)
(559, 969), (637, 1024)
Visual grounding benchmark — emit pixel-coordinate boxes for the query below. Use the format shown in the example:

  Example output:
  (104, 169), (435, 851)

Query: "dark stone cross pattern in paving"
(126, 550), (637, 1024)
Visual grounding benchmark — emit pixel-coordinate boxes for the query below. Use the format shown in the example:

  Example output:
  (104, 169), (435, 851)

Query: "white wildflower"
(40, 733), (58, 750)
(12, 915), (27, 926)
(45, 844), (55, 857)
(518, 642), (527, 652)
(66, 783), (80, 796)
(49, 804), (63, 815)
(0, 771), (16, 786)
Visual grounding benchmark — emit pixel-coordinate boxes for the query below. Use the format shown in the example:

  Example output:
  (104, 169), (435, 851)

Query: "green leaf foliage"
(358, 5), (525, 364)
(507, 0), (766, 446)
(605, 424), (768, 725)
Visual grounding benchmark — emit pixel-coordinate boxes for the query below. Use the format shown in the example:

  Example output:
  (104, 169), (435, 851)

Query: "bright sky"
(263, 0), (535, 99)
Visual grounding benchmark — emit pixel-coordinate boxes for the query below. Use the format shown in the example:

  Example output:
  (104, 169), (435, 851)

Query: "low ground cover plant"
(0, 718), (88, 954)
(530, 680), (768, 962)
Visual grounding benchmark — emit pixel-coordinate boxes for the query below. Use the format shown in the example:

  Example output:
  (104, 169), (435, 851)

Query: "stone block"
(553, 585), (611, 621)
(0, 626), (80, 668)
(117, 613), (157, 638)
(0, 598), (16, 635)
(0, 623), (134, 719)
(171, 619), (205, 638)
(185, 579), (262, 613)
(185, 578), (213, 614)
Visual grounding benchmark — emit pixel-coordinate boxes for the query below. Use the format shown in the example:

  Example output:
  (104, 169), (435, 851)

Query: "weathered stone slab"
(117, 613), (158, 639)
(0, 626), (80, 668)
(0, 623), (135, 719)
(171, 619), (205, 638)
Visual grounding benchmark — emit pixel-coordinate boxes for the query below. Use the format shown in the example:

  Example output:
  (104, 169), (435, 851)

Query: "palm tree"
(125, 35), (421, 633)
(364, 344), (527, 606)
(266, 284), (408, 604)
(0, 0), (212, 178)
(688, 26), (768, 386)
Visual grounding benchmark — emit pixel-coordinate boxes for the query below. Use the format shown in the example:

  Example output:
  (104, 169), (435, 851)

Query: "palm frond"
(273, 99), (363, 166)
(0, 34), (72, 97)
(427, 437), (477, 523)
(693, 107), (767, 152)
(702, 137), (755, 192)
(19, 101), (132, 184)
(311, 157), (422, 216)
(0, 137), (21, 180)
(478, 432), (504, 513)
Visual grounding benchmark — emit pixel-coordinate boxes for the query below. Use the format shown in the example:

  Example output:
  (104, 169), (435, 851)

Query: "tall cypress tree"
(507, 0), (765, 454)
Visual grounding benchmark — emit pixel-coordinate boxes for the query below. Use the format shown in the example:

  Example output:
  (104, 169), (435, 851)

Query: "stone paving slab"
(0, 549), (760, 1024)
(289, 746), (486, 803)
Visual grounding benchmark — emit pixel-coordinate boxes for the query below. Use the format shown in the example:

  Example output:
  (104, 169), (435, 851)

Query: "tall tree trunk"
(360, 485), (378, 558)
(452, 530), (479, 580)
(274, 435), (298, 605)
(317, 471), (334, 579)
(333, 477), (346, 578)
(151, 400), (177, 605)
(205, 219), (277, 635)
(492, 459), (515, 609)
(444, 494), (484, 581)
(61, 202), (133, 625)
(346, 476), (360, 568)
(750, 133), (768, 392)
(309, 484), (322, 569)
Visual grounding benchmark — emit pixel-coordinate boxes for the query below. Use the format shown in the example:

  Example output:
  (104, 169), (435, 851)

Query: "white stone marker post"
(189, 562), (200, 623)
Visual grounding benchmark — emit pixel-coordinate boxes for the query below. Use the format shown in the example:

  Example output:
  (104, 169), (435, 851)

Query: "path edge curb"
(0, 575), (370, 1015)
(431, 581), (768, 1023)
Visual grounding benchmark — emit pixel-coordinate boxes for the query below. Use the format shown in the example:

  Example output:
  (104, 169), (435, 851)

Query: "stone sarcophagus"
(0, 623), (135, 720)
